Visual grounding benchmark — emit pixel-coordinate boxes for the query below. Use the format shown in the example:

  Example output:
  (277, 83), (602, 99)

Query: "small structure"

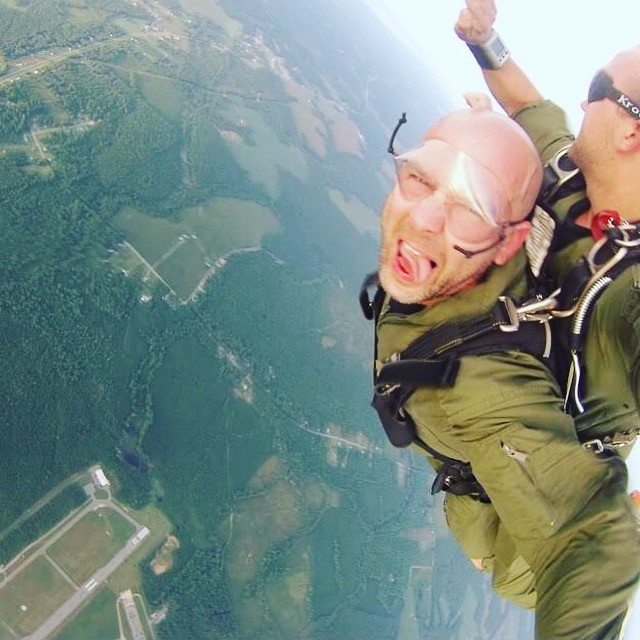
(91, 466), (110, 489)
(131, 527), (150, 547)
(119, 589), (147, 640)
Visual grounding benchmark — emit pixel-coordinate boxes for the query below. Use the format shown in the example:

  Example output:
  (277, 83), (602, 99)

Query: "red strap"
(591, 210), (621, 240)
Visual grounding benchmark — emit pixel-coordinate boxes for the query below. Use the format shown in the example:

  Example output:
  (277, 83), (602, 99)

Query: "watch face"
(489, 36), (508, 61)
(468, 34), (510, 69)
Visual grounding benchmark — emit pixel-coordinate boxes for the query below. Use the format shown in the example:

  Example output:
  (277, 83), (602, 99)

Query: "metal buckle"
(582, 438), (605, 453)
(497, 296), (519, 332)
(582, 433), (637, 453)
(375, 382), (400, 396)
(540, 146), (583, 203)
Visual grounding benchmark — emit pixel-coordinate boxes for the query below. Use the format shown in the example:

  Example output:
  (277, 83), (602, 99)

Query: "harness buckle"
(582, 438), (605, 454)
(582, 433), (637, 451)
(497, 296), (519, 332)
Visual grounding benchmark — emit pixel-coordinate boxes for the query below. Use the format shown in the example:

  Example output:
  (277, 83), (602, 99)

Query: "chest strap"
(376, 295), (551, 392)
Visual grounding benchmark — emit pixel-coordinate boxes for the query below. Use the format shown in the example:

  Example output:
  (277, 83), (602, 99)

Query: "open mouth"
(394, 240), (436, 283)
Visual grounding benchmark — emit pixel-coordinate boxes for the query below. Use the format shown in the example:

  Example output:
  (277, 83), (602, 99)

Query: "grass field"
(52, 586), (119, 640)
(179, 0), (243, 38)
(114, 197), (280, 301)
(156, 237), (208, 300)
(47, 508), (135, 585)
(0, 622), (15, 640)
(184, 197), (279, 254)
(115, 207), (189, 265)
(139, 75), (184, 121)
(0, 556), (75, 637)
(327, 187), (379, 235)
(220, 104), (309, 200)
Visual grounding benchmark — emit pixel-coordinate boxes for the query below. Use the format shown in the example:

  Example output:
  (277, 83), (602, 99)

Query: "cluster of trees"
(0, 81), (53, 141)
(143, 546), (237, 639)
(0, 152), (140, 523)
(0, 484), (86, 564)
(0, 0), (121, 59)
(0, 1), (427, 637)
(95, 103), (183, 208)
(125, 333), (167, 445)
(46, 62), (135, 122)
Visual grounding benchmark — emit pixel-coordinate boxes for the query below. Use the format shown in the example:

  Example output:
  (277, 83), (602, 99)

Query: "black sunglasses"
(587, 70), (640, 120)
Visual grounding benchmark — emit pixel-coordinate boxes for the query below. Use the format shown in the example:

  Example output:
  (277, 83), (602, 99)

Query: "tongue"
(398, 242), (432, 283)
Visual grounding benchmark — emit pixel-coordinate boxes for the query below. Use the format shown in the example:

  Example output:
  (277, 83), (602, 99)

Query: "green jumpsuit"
(516, 100), (640, 445)
(377, 250), (640, 639)
(436, 100), (640, 639)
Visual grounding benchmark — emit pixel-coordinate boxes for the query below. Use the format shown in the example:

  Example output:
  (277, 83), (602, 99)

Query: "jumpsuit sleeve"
(512, 99), (575, 166)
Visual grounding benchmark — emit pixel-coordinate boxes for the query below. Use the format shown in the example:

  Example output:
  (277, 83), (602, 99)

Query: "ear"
(617, 119), (640, 153)
(493, 220), (531, 266)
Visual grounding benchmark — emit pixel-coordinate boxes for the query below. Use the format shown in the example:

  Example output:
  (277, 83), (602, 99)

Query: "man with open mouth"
(368, 105), (639, 640)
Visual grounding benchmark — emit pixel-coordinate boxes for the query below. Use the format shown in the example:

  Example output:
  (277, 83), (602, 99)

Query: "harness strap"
(431, 461), (491, 504)
(400, 296), (523, 360)
(376, 358), (460, 390)
(556, 224), (640, 413)
(371, 390), (490, 502)
(582, 429), (639, 453)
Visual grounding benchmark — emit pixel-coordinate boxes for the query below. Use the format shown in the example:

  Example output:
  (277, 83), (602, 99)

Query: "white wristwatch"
(467, 30), (511, 70)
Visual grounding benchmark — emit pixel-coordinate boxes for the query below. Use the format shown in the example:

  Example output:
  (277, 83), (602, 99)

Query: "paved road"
(26, 503), (146, 639)
(27, 534), (142, 639)
(0, 489), (146, 640)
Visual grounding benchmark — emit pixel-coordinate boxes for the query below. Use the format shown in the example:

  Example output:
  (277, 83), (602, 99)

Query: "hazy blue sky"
(372, 0), (640, 129)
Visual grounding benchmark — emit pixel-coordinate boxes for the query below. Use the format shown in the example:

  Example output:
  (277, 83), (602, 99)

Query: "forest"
(0, 0), (145, 59)
(0, 484), (87, 564)
(0, 0), (446, 637)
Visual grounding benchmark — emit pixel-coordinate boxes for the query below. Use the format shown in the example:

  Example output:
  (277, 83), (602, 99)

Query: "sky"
(370, 0), (640, 131)
(371, 1), (640, 637)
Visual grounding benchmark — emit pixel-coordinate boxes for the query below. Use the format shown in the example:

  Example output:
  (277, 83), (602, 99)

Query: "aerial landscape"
(0, 0), (534, 638)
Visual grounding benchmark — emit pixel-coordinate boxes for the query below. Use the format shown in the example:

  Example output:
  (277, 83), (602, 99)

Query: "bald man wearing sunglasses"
(447, 1), (640, 637)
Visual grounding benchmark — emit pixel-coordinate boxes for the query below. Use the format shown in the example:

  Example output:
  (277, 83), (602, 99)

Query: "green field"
(53, 587), (119, 640)
(47, 508), (135, 584)
(114, 197), (280, 301)
(219, 103), (309, 200)
(0, 556), (75, 637)
(183, 197), (280, 254)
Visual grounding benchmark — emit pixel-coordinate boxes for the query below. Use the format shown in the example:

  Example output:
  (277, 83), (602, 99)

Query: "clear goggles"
(393, 143), (511, 249)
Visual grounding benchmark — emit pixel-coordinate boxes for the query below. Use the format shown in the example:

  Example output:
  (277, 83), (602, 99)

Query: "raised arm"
(454, 0), (543, 116)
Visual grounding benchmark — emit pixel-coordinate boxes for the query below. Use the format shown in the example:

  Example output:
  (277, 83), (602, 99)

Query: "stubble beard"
(569, 123), (611, 175)
(568, 138), (588, 172)
(378, 232), (495, 305)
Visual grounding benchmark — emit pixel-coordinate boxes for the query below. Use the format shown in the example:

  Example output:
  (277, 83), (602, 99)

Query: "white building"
(91, 466), (110, 489)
